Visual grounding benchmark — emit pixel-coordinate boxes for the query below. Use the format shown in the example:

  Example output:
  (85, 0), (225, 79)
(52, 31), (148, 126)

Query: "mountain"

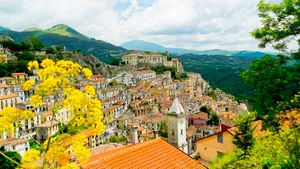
(0, 26), (9, 31)
(122, 40), (199, 54)
(232, 51), (273, 58)
(196, 49), (236, 56)
(121, 39), (270, 58)
(122, 40), (166, 52)
(0, 24), (126, 63)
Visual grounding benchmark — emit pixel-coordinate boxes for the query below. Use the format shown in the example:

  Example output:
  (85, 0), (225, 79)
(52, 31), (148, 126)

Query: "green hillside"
(0, 25), (126, 63)
(172, 54), (255, 100)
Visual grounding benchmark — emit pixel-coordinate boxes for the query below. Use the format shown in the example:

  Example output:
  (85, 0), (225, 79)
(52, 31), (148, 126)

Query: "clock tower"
(167, 98), (188, 154)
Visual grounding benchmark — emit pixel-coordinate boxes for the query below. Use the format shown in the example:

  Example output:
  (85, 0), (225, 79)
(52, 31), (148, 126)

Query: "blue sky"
(0, 0), (289, 51)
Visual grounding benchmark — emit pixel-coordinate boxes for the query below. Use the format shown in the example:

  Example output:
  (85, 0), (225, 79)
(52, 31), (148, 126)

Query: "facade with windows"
(0, 137), (30, 156)
(196, 130), (235, 162)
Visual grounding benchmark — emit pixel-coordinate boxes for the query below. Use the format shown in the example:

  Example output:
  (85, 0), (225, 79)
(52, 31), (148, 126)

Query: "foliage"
(205, 89), (218, 101)
(232, 112), (256, 158)
(0, 59), (104, 168)
(194, 154), (200, 160)
(241, 0), (300, 129)
(120, 61), (126, 65)
(252, 0), (300, 58)
(0, 151), (22, 169)
(152, 65), (177, 79)
(46, 47), (55, 54)
(0, 40), (30, 51)
(240, 56), (300, 127)
(26, 36), (44, 51)
(173, 54), (255, 101)
(16, 51), (36, 61)
(109, 136), (127, 143)
(207, 112), (219, 126)
(0, 60), (31, 77)
(167, 56), (172, 61)
(158, 120), (168, 139)
(109, 58), (120, 66)
(178, 72), (188, 79)
(200, 106), (213, 116)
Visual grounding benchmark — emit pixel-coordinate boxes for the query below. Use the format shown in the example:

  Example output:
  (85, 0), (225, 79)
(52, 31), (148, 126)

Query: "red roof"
(82, 138), (205, 169)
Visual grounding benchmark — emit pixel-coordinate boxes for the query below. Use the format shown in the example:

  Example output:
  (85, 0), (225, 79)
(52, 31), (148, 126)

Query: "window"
(181, 129), (183, 136)
(217, 133), (223, 143)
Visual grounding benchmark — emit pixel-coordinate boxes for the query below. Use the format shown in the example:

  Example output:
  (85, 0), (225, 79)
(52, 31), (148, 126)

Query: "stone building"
(122, 52), (184, 73)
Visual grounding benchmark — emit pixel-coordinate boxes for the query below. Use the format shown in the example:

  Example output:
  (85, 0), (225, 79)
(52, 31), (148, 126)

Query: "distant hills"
(0, 26), (9, 31)
(0, 24), (126, 63)
(121, 39), (274, 58)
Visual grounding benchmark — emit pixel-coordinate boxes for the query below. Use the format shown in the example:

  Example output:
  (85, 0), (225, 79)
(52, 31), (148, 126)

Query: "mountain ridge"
(121, 39), (274, 58)
(0, 24), (126, 63)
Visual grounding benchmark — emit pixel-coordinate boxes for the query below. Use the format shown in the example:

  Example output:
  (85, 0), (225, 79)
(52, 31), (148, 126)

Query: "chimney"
(132, 125), (139, 145)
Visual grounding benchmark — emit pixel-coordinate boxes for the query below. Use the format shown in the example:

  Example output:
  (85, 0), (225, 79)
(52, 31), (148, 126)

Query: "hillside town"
(0, 38), (252, 168)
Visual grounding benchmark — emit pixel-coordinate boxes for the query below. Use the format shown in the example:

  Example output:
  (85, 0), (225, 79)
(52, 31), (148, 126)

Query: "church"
(167, 98), (189, 154)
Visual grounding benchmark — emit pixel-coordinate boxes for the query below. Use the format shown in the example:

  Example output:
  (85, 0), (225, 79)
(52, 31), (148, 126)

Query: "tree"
(252, 0), (300, 59)
(27, 36), (44, 51)
(109, 58), (120, 66)
(232, 112), (256, 158)
(0, 151), (22, 169)
(200, 106), (212, 116)
(207, 112), (219, 126)
(0, 59), (104, 169)
(179, 72), (188, 79)
(241, 0), (300, 129)
(158, 120), (168, 139)
(46, 47), (56, 54)
(56, 45), (64, 52)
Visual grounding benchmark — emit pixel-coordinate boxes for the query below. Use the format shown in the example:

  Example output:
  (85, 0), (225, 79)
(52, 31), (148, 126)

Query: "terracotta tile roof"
(37, 120), (59, 128)
(0, 137), (28, 146)
(11, 72), (27, 76)
(0, 93), (18, 100)
(82, 138), (205, 169)
(0, 83), (10, 88)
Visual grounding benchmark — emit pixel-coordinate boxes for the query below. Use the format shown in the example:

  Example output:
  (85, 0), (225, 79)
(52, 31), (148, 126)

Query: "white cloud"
(0, 0), (284, 51)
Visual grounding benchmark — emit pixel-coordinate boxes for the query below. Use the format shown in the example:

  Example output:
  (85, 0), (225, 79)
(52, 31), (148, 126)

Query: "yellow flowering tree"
(0, 59), (104, 169)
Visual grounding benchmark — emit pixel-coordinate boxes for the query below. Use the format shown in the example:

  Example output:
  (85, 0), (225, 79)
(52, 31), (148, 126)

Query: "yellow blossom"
(85, 85), (95, 97)
(28, 60), (39, 71)
(82, 68), (93, 79)
(23, 80), (35, 91)
(22, 149), (40, 169)
(29, 95), (43, 107)
(40, 58), (55, 68)
(59, 163), (80, 169)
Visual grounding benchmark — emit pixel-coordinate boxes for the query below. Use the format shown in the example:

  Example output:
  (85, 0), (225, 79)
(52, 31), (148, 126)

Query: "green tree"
(46, 47), (56, 54)
(241, 0), (300, 129)
(158, 120), (168, 138)
(232, 112), (256, 158)
(109, 58), (120, 66)
(200, 106), (212, 116)
(179, 72), (188, 79)
(207, 112), (219, 126)
(28, 36), (44, 51)
(252, 0), (300, 58)
(55, 45), (64, 52)
(0, 151), (22, 169)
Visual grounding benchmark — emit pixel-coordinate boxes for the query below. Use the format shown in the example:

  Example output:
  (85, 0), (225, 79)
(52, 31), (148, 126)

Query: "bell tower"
(167, 98), (188, 153)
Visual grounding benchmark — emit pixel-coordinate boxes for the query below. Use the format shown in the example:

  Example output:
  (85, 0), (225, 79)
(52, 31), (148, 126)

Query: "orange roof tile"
(0, 93), (18, 100)
(82, 138), (205, 169)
